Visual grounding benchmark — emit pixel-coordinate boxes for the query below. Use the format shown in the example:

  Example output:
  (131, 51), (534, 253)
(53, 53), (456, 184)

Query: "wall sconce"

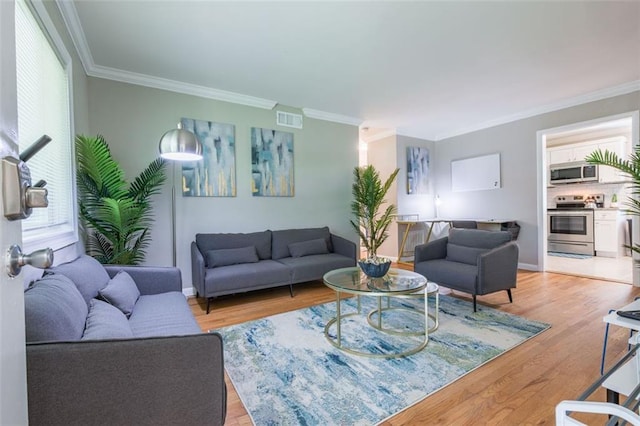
(158, 123), (203, 266)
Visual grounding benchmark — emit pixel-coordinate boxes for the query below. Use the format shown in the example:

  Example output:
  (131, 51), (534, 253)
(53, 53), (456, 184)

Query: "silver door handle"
(6, 245), (53, 278)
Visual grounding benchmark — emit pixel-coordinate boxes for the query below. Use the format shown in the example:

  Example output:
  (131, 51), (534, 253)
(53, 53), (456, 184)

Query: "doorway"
(539, 112), (638, 284)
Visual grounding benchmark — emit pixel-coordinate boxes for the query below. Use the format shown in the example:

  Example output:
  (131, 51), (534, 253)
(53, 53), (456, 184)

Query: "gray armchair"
(414, 228), (519, 312)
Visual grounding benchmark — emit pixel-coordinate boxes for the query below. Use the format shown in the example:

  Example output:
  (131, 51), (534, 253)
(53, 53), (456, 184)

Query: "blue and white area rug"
(217, 295), (550, 425)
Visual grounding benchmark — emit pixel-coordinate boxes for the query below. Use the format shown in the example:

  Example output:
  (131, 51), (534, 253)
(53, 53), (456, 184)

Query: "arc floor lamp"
(158, 122), (203, 266)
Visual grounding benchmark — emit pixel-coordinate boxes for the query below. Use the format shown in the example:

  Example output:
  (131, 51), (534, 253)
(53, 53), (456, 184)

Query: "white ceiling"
(58, 1), (640, 141)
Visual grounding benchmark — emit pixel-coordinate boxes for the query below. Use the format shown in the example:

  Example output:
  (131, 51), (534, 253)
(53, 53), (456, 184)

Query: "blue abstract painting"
(407, 146), (429, 194)
(251, 127), (294, 197)
(180, 117), (236, 197)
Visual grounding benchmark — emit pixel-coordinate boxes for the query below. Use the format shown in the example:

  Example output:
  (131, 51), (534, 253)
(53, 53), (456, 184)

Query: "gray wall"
(87, 78), (359, 290)
(434, 90), (640, 268)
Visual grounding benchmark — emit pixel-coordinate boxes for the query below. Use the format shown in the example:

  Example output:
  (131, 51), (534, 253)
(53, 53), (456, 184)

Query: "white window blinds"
(15, 0), (77, 250)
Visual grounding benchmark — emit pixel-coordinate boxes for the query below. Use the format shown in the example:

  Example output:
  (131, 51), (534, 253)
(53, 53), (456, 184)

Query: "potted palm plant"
(76, 134), (167, 265)
(586, 147), (639, 257)
(350, 165), (400, 277)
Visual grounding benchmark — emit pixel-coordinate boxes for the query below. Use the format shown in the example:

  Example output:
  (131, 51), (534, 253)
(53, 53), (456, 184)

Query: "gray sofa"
(24, 255), (226, 426)
(191, 226), (357, 313)
(413, 228), (519, 312)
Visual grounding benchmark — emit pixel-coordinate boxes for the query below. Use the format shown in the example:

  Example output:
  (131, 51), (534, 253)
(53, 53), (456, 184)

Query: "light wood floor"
(189, 267), (640, 425)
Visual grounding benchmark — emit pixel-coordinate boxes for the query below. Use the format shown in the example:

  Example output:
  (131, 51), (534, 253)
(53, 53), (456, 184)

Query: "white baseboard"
(182, 287), (195, 297)
(518, 262), (539, 271)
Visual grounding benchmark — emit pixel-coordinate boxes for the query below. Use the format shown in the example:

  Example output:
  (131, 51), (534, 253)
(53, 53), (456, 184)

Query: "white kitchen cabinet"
(594, 210), (623, 257)
(597, 138), (626, 183)
(548, 142), (599, 164)
(548, 146), (575, 164)
(547, 137), (627, 183)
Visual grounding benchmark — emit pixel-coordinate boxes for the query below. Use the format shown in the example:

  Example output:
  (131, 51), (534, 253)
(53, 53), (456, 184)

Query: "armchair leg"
(473, 295), (477, 312)
(289, 284), (294, 298)
(507, 289), (513, 303)
(206, 298), (212, 315)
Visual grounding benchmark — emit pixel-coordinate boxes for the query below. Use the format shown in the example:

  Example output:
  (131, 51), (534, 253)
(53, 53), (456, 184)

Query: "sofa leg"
(206, 298), (212, 315)
(288, 284), (294, 298)
(507, 289), (513, 303)
(473, 294), (477, 312)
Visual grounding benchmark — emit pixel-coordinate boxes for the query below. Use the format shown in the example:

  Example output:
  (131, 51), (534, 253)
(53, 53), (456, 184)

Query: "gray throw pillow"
(82, 299), (134, 340)
(98, 270), (140, 317)
(206, 246), (259, 267)
(45, 255), (111, 306)
(288, 238), (329, 257)
(24, 274), (88, 342)
(446, 243), (487, 265)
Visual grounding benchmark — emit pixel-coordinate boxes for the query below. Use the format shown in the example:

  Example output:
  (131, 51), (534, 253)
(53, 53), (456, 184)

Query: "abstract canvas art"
(251, 127), (294, 197)
(180, 117), (236, 197)
(406, 147), (429, 194)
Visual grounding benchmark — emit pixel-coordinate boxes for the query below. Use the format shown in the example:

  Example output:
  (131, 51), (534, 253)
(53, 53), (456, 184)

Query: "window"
(15, 0), (77, 251)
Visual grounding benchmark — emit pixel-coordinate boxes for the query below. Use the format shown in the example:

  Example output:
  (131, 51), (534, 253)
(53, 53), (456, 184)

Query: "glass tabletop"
(323, 267), (428, 295)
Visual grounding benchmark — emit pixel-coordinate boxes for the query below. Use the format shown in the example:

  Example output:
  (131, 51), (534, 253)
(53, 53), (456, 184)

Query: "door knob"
(6, 245), (53, 278)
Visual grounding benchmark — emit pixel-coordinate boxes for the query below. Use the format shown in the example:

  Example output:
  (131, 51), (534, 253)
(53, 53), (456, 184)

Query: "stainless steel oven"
(547, 194), (602, 256)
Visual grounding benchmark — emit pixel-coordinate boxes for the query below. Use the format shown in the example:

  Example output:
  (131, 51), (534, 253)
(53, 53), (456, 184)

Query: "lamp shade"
(158, 127), (203, 161)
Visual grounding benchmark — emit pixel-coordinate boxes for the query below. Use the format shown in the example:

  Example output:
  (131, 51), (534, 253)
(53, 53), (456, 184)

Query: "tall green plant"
(350, 165), (400, 260)
(76, 135), (167, 265)
(586, 147), (640, 257)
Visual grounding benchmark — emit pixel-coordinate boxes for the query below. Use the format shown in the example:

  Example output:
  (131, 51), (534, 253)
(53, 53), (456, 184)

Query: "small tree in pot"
(350, 165), (400, 276)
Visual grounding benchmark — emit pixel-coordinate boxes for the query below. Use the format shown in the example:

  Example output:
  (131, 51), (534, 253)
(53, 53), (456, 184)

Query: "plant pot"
(358, 260), (391, 278)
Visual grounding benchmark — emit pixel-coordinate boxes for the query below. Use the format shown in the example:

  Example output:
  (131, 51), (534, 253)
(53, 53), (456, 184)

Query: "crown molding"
(396, 129), (436, 142)
(360, 128), (398, 143)
(90, 65), (278, 109)
(56, 0), (94, 74)
(302, 108), (362, 126)
(56, 0), (277, 110)
(435, 80), (640, 141)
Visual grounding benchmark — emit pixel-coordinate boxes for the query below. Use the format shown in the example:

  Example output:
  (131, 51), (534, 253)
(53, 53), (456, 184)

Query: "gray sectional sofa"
(191, 226), (357, 313)
(24, 255), (226, 426)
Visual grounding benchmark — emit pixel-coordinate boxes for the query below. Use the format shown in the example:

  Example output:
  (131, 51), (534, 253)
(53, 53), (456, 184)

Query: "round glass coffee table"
(322, 267), (439, 358)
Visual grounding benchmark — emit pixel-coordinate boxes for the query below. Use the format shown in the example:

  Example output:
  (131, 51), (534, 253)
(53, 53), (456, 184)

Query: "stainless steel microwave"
(549, 161), (598, 184)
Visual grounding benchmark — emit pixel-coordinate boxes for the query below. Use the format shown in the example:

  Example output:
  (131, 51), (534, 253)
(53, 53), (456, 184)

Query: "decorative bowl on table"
(358, 258), (391, 278)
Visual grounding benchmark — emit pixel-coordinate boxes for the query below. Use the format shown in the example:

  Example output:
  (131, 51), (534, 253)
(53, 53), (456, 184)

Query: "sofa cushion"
(448, 228), (512, 249)
(206, 246), (259, 267)
(446, 229), (512, 265)
(82, 299), (134, 340)
(277, 253), (355, 283)
(446, 244), (487, 265)
(128, 293), (201, 337)
(45, 255), (111, 306)
(288, 238), (329, 258)
(414, 259), (478, 291)
(271, 227), (333, 260)
(24, 274), (88, 342)
(99, 270), (140, 317)
(196, 231), (272, 260)
(204, 260), (291, 294)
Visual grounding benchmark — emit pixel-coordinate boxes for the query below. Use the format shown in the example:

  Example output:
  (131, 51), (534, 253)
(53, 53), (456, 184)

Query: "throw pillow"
(44, 255), (111, 306)
(206, 246), (259, 267)
(288, 238), (329, 257)
(446, 243), (487, 265)
(98, 270), (140, 317)
(24, 274), (88, 342)
(82, 299), (134, 340)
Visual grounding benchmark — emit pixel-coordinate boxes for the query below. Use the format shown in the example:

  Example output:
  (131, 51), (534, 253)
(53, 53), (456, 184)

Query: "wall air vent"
(276, 111), (303, 129)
